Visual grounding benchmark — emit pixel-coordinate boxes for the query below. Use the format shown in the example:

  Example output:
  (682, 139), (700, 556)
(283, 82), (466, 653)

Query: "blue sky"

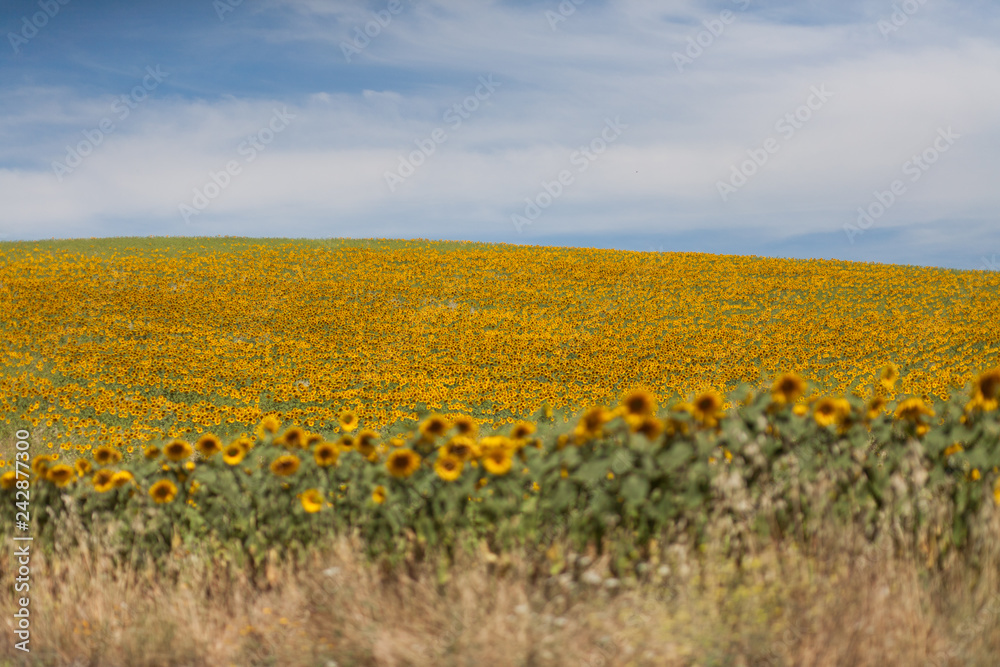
(1, 0), (998, 270)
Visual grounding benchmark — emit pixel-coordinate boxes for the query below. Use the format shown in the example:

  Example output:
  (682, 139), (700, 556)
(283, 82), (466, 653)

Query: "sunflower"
(692, 391), (724, 427)
(813, 398), (841, 427)
(338, 411), (359, 432)
(270, 454), (301, 477)
(895, 398), (934, 422)
(222, 443), (246, 466)
(258, 414), (281, 436)
(419, 415), (450, 439)
(622, 389), (656, 418)
(967, 368), (1000, 412)
(337, 434), (356, 450)
(299, 488), (324, 513)
(356, 430), (380, 457)
(866, 396), (887, 421)
(386, 449), (421, 479)
(31, 455), (52, 476)
(943, 443), (964, 458)
(314, 442), (340, 467)
(92, 445), (122, 466)
(444, 436), (477, 462)
(143, 445), (161, 460)
(149, 479), (178, 504)
(195, 433), (222, 458)
(46, 464), (75, 487)
(0, 471), (16, 491)
(434, 455), (463, 482)
(483, 448), (513, 476)
(233, 436), (254, 454)
(92, 468), (115, 493)
(634, 416), (664, 441)
(452, 415), (478, 437)
(74, 458), (93, 477)
(372, 485), (387, 504)
(279, 427), (305, 449)
(575, 407), (611, 442)
(111, 470), (134, 488)
(510, 421), (536, 440)
(163, 439), (193, 462)
(771, 374), (806, 405)
(304, 432), (324, 448)
(879, 364), (899, 391)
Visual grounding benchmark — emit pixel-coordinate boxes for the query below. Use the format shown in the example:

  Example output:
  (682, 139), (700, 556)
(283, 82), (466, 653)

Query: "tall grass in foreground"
(1, 517), (998, 666)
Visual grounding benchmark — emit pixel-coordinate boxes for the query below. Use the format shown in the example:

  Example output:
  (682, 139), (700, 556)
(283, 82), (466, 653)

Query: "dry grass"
(2, 516), (1000, 667)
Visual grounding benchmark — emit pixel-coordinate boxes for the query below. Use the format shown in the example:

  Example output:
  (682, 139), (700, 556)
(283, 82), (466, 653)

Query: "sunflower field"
(1, 238), (999, 574)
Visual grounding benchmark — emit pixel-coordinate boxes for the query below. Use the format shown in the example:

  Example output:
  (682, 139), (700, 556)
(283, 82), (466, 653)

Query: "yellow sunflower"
(338, 410), (359, 432)
(314, 442), (340, 467)
(386, 449), (421, 479)
(621, 389), (656, 418)
(372, 485), (387, 504)
(895, 397), (934, 422)
(419, 415), (451, 439)
(452, 415), (478, 437)
(195, 433), (223, 458)
(163, 439), (193, 462)
(510, 421), (536, 440)
(692, 391), (724, 427)
(222, 443), (246, 466)
(74, 458), (93, 477)
(634, 416), (664, 441)
(482, 448), (513, 476)
(92, 445), (122, 466)
(771, 373), (806, 405)
(444, 436), (478, 462)
(143, 445), (161, 460)
(111, 470), (134, 488)
(434, 455), (463, 482)
(257, 414), (281, 436)
(46, 464), (75, 487)
(879, 364), (899, 391)
(92, 468), (115, 493)
(270, 454), (301, 477)
(0, 471), (16, 491)
(279, 427), (305, 449)
(299, 488), (324, 513)
(149, 479), (178, 504)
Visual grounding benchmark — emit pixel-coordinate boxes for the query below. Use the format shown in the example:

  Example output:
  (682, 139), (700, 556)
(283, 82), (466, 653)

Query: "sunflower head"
(92, 446), (122, 466)
(386, 449), (421, 479)
(163, 439), (193, 462)
(434, 455), (463, 482)
(372, 485), (387, 504)
(482, 448), (513, 476)
(74, 458), (93, 477)
(258, 415), (281, 436)
(303, 432), (324, 449)
(813, 397), (843, 427)
(92, 468), (116, 493)
(895, 397), (934, 422)
(771, 374), (806, 405)
(622, 389), (656, 418)
(0, 471), (16, 491)
(143, 445), (161, 460)
(866, 396), (888, 421)
(419, 415), (451, 439)
(299, 488), (324, 513)
(634, 416), (664, 441)
(452, 415), (478, 437)
(149, 479), (178, 504)
(879, 364), (900, 391)
(270, 454), (301, 477)
(337, 434), (356, 450)
(444, 436), (478, 462)
(222, 444), (246, 466)
(356, 430), (380, 456)
(46, 464), (75, 487)
(111, 470), (134, 489)
(692, 391), (724, 427)
(510, 421), (536, 440)
(280, 427), (306, 449)
(196, 434), (223, 458)
(338, 410), (359, 432)
(314, 442), (340, 467)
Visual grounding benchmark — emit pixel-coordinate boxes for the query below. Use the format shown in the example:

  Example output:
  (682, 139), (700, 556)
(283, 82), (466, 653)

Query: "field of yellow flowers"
(1, 237), (998, 460)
